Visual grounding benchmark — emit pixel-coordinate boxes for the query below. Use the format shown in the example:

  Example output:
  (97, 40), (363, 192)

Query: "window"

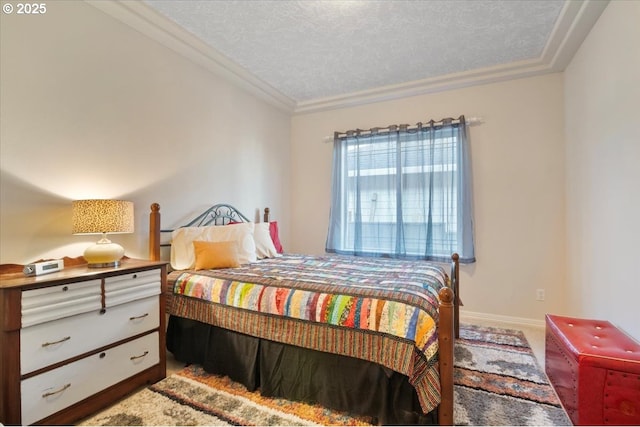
(326, 117), (475, 263)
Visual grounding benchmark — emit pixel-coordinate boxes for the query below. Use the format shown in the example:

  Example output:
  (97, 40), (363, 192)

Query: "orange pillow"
(193, 240), (240, 270)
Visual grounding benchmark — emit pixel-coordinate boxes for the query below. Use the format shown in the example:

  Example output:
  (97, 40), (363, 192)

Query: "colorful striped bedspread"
(167, 253), (448, 413)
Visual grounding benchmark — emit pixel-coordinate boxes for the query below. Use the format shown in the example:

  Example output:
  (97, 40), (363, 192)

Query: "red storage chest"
(545, 314), (640, 425)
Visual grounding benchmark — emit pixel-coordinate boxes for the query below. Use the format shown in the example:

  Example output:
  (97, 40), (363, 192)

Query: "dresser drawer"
(21, 331), (159, 426)
(105, 268), (161, 306)
(22, 279), (102, 327)
(21, 295), (160, 374)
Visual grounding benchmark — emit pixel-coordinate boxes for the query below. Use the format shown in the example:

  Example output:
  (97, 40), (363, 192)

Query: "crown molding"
(86, 0), (297, 113)
(543, 0), (610, 71)
(294, 58), (550, 114)
(294, 0), (609, 114)
(86, 0), (608, 116)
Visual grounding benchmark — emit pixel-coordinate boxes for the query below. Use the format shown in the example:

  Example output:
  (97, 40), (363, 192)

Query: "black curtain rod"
(334, 115), (476, 139)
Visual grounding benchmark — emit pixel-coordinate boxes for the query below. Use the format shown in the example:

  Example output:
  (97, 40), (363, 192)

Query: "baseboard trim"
(460, 310), (546, 329)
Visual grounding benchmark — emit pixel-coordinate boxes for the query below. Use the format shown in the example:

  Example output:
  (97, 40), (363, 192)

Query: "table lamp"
(72, 199), (134, 268)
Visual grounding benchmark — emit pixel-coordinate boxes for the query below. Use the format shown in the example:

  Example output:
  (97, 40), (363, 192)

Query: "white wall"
(564, 0), (640, 340)
(291, 74), (567, 323)
(0, 1), (291, 264)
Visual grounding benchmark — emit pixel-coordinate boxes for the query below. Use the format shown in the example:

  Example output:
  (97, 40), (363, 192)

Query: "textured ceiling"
(143, 0), (565, 103)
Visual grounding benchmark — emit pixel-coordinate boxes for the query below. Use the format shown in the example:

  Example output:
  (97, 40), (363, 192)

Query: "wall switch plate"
(536, 288), (545, 301)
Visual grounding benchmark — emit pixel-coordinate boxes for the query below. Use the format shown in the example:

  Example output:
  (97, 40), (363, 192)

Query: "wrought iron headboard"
(159, 203), (250, 247)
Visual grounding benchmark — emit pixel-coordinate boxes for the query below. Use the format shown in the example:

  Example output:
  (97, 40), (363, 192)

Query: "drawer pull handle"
(42, 383), (71, 398)
(133, 274), (138, 279)
(130, 351), (149, 361)
(42, 336), (71, 347)
(129, 313), (149, 321)
(62, 286), (69, 292)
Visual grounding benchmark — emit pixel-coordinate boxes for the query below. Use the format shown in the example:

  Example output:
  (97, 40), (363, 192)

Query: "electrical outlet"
(536, 289), (545, 301)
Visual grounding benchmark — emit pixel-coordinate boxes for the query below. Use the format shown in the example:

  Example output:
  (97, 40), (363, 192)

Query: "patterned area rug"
(454, 324), (570, 426)
(79, 324), (570, 426)
(79, 365), (373, 426)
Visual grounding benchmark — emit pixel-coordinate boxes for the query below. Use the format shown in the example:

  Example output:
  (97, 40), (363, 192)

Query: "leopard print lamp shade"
(72, 200), (134, 267)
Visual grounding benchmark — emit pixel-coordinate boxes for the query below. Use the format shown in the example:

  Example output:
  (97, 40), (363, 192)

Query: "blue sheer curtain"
(326, 116), (475, 263)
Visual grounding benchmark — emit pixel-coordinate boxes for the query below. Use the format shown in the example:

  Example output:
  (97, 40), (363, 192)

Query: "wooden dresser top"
(0, 259), (166, 290)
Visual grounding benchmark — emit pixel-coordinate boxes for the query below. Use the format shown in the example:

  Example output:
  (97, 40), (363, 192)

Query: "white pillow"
(171, 222), (256, 270)
(254, 222), (279, 259)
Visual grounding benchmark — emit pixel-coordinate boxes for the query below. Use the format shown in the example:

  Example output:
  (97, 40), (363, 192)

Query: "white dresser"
(0, 259), (167, 425)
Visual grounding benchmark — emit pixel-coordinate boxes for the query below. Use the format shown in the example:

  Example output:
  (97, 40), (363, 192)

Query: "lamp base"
(87, 260), (122, 268)
(84, 237), (125, 268)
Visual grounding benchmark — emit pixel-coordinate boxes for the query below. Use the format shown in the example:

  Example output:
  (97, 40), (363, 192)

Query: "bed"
(148, 203), (459, 425)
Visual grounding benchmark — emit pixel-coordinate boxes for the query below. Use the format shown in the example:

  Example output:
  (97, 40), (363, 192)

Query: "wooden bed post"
(437, 286), (455, 426)
(263, 207), (270, 223)
(149, 203), (161, 261)
(451, 253), (460, 339)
